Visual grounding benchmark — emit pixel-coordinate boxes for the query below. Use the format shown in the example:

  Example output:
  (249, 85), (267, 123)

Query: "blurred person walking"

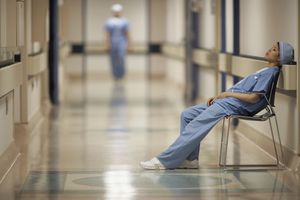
(104, 4), (131, 81)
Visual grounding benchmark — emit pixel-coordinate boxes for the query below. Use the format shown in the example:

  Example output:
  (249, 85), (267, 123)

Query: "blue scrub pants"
(157, 103), (231, 169)
(110, 47), (126, 80)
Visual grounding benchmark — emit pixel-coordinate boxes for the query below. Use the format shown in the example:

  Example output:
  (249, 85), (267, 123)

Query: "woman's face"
(113, 11), (122, 17)
(265, 43), (280, 64)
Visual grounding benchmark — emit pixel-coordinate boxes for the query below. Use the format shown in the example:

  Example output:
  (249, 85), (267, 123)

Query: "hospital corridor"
(0, 0), (300, 199)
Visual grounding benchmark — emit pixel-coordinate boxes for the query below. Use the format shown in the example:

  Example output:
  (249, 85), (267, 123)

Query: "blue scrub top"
(215, 66), (280, 116)
(105, 17), (129, 49)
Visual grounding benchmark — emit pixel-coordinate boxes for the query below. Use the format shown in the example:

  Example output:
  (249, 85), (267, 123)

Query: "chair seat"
(219, 111), (284, 170)
(229, 112), (275, 121)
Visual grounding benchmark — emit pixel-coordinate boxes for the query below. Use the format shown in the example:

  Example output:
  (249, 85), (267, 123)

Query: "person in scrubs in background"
(140, 41), (294, 170)
(105, 4), (131, 81)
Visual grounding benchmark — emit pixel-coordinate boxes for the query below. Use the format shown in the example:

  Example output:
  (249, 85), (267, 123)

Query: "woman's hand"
(207, 92), (228, 106)
(207, 96), (216, 106)
(207, 92), (261, 106)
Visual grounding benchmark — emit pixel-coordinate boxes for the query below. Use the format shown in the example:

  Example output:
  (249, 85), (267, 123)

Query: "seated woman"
(140, 41), (294, 170)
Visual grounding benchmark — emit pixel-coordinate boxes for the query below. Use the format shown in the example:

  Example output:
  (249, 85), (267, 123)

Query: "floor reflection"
(21, 170), (290, 195)
(107, 82), (128, 132)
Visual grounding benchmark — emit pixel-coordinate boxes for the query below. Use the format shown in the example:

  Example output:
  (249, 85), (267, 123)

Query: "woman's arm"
(126, 31), (132, 51)
(207, 92), (262, 106)
(104, 32), (111, 51)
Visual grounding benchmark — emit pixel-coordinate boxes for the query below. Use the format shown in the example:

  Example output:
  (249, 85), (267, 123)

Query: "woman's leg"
(110, 49), (119, 79)
(157, 103), (227, 169)
(180, 104), (208, 133)
(180, 104), (208, 161)
(117, 48), (126, 79)
(110, 48), (125, 80)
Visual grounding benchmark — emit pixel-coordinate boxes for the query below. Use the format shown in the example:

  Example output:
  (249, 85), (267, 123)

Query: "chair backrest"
(266, 68), (281, 107)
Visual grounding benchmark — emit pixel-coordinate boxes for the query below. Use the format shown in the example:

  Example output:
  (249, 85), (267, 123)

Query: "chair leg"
(273, 115), (285, 166)
(219, 118), (226, 167)
(223, 118), (231, 170)
(268, 118), (280, 166)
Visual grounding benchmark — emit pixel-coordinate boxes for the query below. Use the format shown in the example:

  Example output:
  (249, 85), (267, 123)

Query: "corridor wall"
(165, 0), (185, 89)
(197, 0), (218, 100)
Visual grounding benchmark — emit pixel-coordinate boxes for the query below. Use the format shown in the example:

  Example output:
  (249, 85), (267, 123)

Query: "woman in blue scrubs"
(141, 42), (294, 170)
(105, 4), (131, 80)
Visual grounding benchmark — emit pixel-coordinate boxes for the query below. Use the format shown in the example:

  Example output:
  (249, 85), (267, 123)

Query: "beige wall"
(149, 0), (166, 77)
(166, 0), (184, 44)
(199, 0), (216, 49)
(240, 0), (298, 58)
(26, 0), (32, 53)
(0, 0), (7, 47)
(198, 68), (217, 99)
(0, 0), (17, 47)
(31, 0), (48, 46)
(60, 0), (83, 43)
(165, 0), (185, 88)
(149, 0), (166, 43)
(196, 0), (218, 100)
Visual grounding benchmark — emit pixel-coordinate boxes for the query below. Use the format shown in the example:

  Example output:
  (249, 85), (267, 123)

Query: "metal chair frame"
(219, 70), (285, 171)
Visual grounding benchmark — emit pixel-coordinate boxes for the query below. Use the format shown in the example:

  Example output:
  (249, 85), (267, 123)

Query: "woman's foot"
(178, 160), (199, 169)
(140, 157), (166, 170)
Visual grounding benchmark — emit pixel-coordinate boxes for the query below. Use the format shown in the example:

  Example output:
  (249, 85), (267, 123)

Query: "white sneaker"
(178, 160), (199, 169)
(140, 157), (166, 170)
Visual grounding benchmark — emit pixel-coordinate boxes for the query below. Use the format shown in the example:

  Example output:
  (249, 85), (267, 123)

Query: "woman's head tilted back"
(265, 42), (294, 66)
(278, 42), (294, 65)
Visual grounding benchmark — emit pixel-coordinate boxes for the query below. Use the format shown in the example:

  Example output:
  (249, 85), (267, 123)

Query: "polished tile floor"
(10, 72), (300, 199)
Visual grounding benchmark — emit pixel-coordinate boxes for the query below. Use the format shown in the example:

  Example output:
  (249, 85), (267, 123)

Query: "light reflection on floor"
(22, 170), (290, 194)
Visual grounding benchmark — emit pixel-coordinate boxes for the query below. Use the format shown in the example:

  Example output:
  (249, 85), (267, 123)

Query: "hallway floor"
(9, 73), (300, 199)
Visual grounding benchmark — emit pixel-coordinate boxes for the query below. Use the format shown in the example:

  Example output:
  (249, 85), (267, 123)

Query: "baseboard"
(236, 120), (300, 171)
(0, 142), (20, 185)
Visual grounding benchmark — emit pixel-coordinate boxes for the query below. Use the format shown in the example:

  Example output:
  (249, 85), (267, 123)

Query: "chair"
(219, 69), (285, 170)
